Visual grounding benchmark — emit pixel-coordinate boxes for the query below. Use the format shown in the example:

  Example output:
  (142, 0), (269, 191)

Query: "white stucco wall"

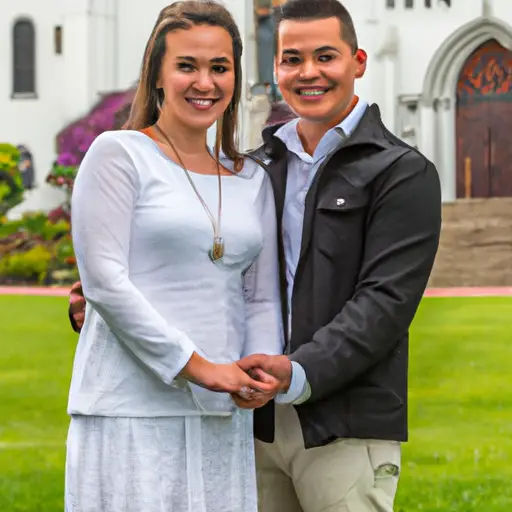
(0, 0), (68, 213)
(0, 0), (121, 215)
(1, 0), (511, 213)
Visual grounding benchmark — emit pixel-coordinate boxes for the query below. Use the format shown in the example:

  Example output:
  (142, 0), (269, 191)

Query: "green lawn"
(0, 295), (510, 511)
(0, 296), (75, 512)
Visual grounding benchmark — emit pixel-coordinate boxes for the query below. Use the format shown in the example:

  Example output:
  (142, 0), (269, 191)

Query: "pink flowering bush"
(46, 89), (135, 193)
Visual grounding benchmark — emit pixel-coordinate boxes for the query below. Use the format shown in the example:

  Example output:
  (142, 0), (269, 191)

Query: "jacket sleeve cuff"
(275, 361), (311, 405)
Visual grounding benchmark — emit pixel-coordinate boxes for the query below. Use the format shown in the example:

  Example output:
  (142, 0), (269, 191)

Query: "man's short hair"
(274, 0), (358, 54)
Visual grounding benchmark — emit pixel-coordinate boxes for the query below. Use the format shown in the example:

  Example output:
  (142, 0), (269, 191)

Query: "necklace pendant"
(210, 237), (225, 261)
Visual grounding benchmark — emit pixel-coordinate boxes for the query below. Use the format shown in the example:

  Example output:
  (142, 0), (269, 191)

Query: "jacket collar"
(256, 104), (409, 264)
(260, 103), (392, 159)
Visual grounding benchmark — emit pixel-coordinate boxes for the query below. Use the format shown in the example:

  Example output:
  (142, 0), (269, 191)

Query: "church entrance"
(455, 39), (512, 198)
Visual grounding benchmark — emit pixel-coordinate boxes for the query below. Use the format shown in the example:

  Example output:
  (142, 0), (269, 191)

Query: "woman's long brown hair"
(125, 0), (244, 170)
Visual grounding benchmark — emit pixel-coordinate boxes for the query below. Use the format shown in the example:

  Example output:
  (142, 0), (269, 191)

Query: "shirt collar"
(274, 98), (368, 164)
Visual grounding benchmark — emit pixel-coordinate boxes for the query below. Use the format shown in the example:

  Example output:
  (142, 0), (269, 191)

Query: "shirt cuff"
(275, 361), (311, 405)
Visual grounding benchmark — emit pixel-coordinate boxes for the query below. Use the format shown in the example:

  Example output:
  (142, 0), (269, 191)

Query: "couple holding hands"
(65, 1), (441, 511)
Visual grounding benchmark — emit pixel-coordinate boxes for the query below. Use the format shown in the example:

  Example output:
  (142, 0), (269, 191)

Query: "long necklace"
(153, 123), (224, 261)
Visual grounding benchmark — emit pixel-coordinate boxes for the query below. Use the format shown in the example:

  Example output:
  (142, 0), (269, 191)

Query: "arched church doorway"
(456, 39), (512, 198)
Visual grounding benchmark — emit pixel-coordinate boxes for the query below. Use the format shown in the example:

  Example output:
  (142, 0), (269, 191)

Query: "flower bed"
(1, 89), (136, 287)
(0, 212), (78, 286)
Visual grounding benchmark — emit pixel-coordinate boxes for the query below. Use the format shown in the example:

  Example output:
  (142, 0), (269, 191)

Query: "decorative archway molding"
(419, 17), (512, 202)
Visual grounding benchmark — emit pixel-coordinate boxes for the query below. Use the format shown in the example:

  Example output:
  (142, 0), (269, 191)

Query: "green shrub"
(0, 245), (52, 283)
(0, 144), (20, 172)
(19, 212), (70, 241)
(54, 235), (75, 266)
(0, 213), (70, 241)
(0, 218), (23, 238)
(0, 143), (24, 216)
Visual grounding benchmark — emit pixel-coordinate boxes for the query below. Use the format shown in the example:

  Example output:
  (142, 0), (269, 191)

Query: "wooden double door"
(456, 39), (512, 198)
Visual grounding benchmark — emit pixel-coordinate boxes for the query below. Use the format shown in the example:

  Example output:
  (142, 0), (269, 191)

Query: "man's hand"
(231, 354), (292, 409)
(69, 281), (86, 333)
(238, 354), (293, 391)
(179, 353), (281, 397)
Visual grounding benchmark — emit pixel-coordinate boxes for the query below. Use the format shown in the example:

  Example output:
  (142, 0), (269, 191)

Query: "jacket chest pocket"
(314, 188), (369, 258)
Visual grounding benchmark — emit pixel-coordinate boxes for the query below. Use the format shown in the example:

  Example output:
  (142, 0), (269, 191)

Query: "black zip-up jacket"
(250, 104), (442, 449)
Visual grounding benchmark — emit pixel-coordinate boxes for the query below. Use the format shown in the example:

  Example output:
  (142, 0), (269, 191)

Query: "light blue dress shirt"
(274, 99), (369, 405)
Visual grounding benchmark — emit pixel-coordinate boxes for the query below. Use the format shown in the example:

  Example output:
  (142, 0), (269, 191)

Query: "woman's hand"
(230, 355), (293, 409)
(179, 352), (279, 395)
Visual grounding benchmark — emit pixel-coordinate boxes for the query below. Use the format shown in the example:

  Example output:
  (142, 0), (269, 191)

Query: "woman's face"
(157, 24), (236, 132)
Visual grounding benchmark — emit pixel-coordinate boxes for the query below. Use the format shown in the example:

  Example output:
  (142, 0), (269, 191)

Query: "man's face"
(275, 17), (366, 124)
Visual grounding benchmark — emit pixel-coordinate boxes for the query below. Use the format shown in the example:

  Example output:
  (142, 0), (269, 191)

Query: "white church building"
(1, 0), (511, 215)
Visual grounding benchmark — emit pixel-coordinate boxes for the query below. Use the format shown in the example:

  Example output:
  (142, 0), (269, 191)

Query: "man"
(236, 0), (441, 510)
(68, 1), (441, 510)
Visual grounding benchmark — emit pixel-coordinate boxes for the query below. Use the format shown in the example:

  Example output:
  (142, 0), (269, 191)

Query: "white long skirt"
(65, 410), (257, 512)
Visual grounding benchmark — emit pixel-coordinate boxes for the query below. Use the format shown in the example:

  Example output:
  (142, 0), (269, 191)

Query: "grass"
(0, 296), (75, 512)
(0, 295), (511, 511)
(397, 297), (512, 511)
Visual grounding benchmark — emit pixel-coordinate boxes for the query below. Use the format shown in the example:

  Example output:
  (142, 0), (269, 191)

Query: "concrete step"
(429, 198), (512, 287)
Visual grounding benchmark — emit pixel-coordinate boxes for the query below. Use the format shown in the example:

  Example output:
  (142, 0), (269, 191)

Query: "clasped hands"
(231, 354), (292, 409)
(180, 352), (292, 409)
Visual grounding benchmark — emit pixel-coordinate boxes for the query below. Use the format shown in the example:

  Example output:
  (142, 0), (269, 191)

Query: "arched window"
(12, 18), (36, 97)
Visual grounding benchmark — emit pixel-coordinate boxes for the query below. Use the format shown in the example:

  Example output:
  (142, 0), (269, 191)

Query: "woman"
(65, 2), (284, 511)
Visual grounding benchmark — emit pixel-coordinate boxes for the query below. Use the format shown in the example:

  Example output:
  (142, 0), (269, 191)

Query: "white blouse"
(68, 130), (284, 417)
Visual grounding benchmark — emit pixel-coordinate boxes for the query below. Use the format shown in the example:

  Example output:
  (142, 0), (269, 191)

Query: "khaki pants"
(255, 404), (401, 512)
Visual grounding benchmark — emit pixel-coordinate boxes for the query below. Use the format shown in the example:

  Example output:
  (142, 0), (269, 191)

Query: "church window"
(12, 18), (36, 98)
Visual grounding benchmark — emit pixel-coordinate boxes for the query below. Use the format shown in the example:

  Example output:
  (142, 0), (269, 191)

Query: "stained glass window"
(457, 40), (512, 106)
